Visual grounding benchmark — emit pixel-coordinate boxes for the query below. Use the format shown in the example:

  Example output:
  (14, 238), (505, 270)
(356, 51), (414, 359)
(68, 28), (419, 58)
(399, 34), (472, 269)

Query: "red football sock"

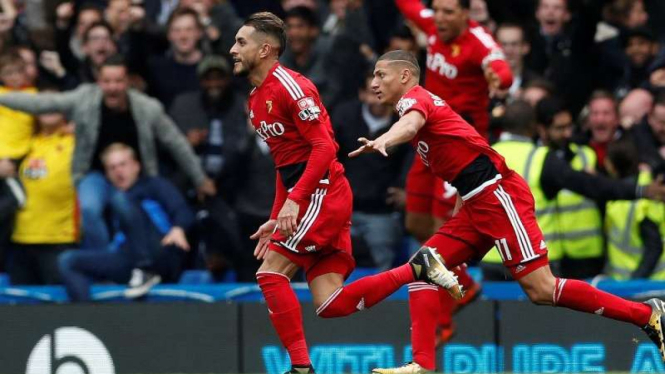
(408, 282), (439, 371)
(437, 288), (454, 327)
(554, 278), (652, 326)
(257, 272), (310, 367)
(317, 264), (415, 318)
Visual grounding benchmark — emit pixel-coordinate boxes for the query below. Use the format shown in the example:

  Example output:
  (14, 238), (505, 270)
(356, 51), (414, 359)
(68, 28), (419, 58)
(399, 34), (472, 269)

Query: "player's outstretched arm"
(348, 111), (426, 158)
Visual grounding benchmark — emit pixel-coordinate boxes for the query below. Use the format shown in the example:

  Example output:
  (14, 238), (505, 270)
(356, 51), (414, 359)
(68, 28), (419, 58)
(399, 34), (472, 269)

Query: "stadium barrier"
(2, 298), (664, 373)
(0, 303), (239, 374)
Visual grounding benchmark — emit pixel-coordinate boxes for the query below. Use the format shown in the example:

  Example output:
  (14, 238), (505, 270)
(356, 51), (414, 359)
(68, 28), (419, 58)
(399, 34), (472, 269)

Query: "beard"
(233, 60), (253, 77)
(234, 66), (249, 77)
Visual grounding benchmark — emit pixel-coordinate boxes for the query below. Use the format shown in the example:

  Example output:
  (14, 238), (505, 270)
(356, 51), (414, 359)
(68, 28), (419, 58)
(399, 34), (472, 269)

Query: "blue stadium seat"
(179, 270), (213, 284)
(178, 269), (238, 284)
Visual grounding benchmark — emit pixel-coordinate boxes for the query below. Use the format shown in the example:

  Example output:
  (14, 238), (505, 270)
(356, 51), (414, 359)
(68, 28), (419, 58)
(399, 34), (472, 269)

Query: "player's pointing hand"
(348, 137), (388, 158)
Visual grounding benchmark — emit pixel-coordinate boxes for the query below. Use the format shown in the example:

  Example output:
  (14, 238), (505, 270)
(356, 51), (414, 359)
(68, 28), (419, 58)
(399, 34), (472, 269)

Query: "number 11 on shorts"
(494, 238), (512, 261)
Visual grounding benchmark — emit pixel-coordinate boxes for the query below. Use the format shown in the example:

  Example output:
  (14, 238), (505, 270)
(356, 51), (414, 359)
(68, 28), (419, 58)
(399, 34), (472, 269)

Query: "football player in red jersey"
(395, 0), (512, 137)
(230, 13), (461, 374)
(350, 50), (665, 372)
(397, 0), (507, 346)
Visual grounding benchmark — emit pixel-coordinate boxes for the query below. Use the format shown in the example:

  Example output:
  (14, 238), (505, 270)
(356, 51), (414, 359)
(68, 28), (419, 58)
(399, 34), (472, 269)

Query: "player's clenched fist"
(250, 219), (277, 260)
(277, 199), (300, 238)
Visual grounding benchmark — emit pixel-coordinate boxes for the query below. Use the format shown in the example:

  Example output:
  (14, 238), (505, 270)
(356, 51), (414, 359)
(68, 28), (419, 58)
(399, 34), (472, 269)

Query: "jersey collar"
(254, 62), (282, 91)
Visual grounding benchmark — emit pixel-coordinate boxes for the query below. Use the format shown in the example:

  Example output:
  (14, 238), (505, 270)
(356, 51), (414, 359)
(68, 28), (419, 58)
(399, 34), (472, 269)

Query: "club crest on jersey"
(451, 44), (461, 57)
(23, 158), (48, 179)
(396, 98), (417, 117)
(297, 97), (321, 121)
(266, 101), (273, 113)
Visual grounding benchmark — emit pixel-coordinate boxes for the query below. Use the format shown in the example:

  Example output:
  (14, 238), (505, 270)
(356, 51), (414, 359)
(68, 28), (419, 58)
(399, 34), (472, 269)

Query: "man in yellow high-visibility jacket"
(485, 99), (665, 280)
(604, 137), (665, 280)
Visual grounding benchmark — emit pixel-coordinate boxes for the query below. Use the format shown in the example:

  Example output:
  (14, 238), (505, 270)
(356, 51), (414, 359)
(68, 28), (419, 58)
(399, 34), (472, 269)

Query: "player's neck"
(402, 82), (418, 96)
(388, 82), (418, 106)
(249, 59), (278, 87)
(445, 24), (468, 43)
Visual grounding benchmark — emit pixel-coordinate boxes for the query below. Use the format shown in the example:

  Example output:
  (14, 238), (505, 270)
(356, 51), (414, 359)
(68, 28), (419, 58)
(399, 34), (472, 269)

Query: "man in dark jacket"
(169, 55), (252, 281)
(58, 143), (194, 302)
(169, 54), (249, 196)
(526, 0), (602, 115)
(333, 74), (412, 270)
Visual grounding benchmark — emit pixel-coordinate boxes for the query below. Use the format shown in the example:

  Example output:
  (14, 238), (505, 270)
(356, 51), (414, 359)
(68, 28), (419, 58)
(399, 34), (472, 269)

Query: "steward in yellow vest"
(484, 100), (665, 280)
(604, 138), (665, 280)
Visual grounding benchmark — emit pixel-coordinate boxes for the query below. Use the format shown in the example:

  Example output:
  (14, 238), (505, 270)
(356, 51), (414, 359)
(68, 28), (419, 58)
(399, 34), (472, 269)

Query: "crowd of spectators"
(0, 0), (665, 299)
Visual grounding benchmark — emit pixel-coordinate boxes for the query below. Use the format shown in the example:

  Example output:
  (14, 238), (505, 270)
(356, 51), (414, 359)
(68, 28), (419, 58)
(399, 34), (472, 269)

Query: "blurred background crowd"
(0, 0), (665, 299)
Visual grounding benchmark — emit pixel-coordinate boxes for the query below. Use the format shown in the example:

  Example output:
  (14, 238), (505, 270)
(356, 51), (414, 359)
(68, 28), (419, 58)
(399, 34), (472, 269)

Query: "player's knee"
(257, 251), (295, 276)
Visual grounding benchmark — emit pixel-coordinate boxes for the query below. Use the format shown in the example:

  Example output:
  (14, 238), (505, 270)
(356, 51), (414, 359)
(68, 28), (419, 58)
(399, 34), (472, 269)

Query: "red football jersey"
(248, 63), (345, 214)
(398, 85), (510, 183)
(396, 0), (511, 135)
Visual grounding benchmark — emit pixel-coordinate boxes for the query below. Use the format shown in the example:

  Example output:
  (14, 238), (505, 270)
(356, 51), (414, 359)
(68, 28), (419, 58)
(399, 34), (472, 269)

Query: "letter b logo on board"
(26, 326), (115, 374)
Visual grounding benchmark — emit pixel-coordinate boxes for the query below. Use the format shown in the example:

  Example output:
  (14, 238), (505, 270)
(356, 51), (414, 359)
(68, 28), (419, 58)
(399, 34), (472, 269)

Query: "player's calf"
(315, 264), (416, 318)
(516, 265), (556, 306)
(519, 280), (554, 306)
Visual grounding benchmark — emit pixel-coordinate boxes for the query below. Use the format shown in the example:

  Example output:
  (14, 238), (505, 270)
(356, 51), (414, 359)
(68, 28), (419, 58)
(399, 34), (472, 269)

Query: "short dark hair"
(459, 0), (471, 9)
(496, 22), (528, 43)
(167, 7), (202, 31)
(100, 54), (127, 70)
(0, 49), (26, 71)
(536, 96), (569, 128)
(285, 6), (319, 28)
(538, 0), (568, 10)
(243, 12), (288, 57)
(377, 50), (421, 78)
(523, 78), (556, 96)
(83, 20), (114, 43)
(503, 100), (536, 136)
(390, 24), (416, 42)
(607, 135), (639, 178)
(603, 0), (640, 25)
(588, 89), (618, 112)
(78, 3), (104, 17)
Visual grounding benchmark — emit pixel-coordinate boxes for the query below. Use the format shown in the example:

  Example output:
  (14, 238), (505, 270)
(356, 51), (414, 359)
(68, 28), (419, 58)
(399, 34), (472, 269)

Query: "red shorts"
(424, 172), (549, 279)
(406, 160), (456, 220)
(269, 176), (356, 282)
